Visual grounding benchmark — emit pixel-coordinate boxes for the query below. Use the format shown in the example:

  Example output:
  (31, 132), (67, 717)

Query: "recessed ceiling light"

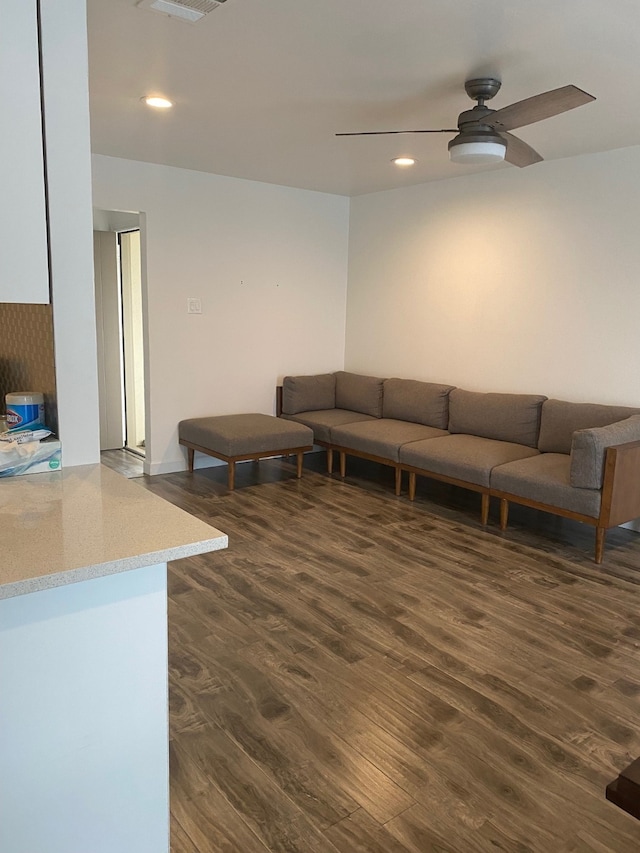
(392, 157), (416, 167)
(143, 96), (173, 109)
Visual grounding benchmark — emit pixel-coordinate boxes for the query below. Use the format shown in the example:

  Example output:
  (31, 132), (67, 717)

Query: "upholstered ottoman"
(178, 413), (313, 490)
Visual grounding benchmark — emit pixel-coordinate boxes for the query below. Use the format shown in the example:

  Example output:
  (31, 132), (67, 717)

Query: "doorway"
(93, 210), (147, 465)
(119, 229), (145, 456)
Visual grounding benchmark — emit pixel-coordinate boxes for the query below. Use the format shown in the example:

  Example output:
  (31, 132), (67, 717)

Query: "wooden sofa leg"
(186, 447), (195, 472)
(227, 460), (235, 491)
(595, 527), (606, 564)
(395, 467), (402, 496)
(326, 448), (333, 474)
(500, 499), (509, 531)
(481, 493), (490, 526)
(296, 451), (304, 478)
(339, 452), (346, 478)
(408, 472), (416, 501)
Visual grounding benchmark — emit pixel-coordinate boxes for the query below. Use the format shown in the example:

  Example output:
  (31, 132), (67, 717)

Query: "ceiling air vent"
(137, 0), (226, 24)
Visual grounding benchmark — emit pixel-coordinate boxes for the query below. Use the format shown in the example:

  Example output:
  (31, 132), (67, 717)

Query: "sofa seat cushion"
(491, 453), (602, 518)
(399, 434), (539, 487)
(281, 409), (374, 444)
(382, 379), (455, 429)
(448, 389), (547, 448)
(332, 419), (448, 463)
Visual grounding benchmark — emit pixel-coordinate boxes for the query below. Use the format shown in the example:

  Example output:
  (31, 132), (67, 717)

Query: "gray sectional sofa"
(277, 371), (640, 563)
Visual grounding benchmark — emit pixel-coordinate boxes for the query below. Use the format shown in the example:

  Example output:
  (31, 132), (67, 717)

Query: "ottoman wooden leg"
(296, 450), (304, 478)
(187, 447), (195, 472)
(227, 460), (235, 491)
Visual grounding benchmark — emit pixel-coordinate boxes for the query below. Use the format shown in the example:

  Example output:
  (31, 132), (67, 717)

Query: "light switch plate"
(187, 297), (202, 314)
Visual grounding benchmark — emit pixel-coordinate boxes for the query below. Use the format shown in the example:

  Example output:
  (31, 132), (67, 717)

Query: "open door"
(120, 230), (145, 456)
(93, 221), (146, 456)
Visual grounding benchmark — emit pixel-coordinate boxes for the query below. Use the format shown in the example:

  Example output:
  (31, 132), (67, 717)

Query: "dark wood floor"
(101, 448), (144, 478)
(135, 453), (640, 852)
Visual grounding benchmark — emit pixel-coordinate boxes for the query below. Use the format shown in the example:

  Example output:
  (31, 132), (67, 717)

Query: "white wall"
(93, 208), (141, 233)
(41, 0), (100, 466)
(93, 231), (124, 451)
(346, 145), (640, 407)
(92, 156), (350, 474)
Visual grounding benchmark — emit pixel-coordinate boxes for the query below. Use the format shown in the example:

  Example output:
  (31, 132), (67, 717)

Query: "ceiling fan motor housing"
(449, 100), (506, 164)
(457, 104), (495, 128)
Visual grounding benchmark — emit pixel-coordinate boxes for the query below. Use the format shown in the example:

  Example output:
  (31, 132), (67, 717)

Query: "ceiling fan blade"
(335, 129), (457, 137)
(484, 85), (595, 132)
(503, 132), (543, 167)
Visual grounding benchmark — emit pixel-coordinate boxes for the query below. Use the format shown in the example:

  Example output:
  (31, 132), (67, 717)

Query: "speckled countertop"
(0, 463), (228, 599)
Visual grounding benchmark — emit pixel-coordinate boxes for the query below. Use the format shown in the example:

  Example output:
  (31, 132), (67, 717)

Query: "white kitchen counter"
(0, 462), (227, 598)
(0, 464), (228, 853)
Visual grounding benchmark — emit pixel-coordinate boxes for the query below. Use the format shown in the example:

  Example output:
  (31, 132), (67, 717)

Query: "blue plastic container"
(6, 392), (45, 431)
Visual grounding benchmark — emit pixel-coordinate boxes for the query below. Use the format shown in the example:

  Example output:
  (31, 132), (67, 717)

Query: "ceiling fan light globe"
(448, 138), (506, 165)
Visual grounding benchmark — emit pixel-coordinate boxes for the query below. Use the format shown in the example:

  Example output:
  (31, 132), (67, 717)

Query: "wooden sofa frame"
(276, 386), (403, 495)
(276, 386), (640, 563)
(490, 439), (640, 564)
(405, 468), (491, 526)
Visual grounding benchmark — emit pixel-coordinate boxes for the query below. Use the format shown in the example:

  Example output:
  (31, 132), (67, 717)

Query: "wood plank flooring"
(135, 453), (640, 852)
(101, 448), (144, 478)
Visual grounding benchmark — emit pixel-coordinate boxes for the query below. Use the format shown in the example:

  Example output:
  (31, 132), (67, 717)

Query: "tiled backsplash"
(0, 303), (58, 435)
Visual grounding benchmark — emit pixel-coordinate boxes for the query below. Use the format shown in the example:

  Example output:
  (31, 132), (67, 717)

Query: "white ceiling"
(87, 0), (640, 196)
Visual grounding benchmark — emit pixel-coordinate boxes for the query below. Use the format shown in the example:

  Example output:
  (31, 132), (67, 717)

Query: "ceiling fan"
(336, 78), (596, 167)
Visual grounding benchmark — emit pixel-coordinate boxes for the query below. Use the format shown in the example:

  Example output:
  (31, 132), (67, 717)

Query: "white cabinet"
(0, 0), (49, 303)
(0, 564), (171, 853)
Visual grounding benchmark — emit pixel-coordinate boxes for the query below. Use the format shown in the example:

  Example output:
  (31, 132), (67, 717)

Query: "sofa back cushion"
(383, 378), (455, 429)
(539, 399), (640, 454)
(448, 389), (547, 448)
(570, 415), (640, 489)
(281, 373), (336, 415)
(335, 371), (384, 418)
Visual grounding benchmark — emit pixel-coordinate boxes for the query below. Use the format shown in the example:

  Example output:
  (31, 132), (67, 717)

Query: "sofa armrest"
(570, 415), (640, 489)
(601, 439), (640, 527)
